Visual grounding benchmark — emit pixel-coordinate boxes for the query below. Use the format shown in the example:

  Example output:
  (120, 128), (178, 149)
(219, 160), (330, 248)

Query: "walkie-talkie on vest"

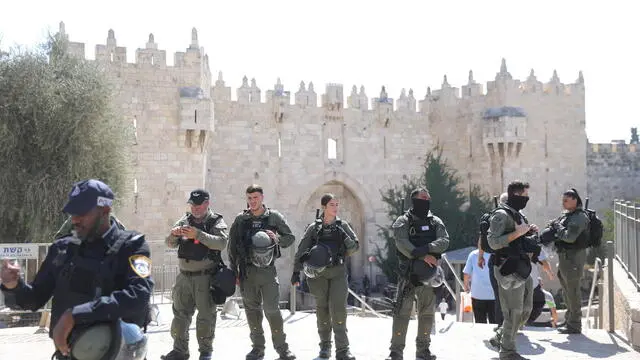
(585, 197), (590, 209)
(315, 208), (320, 219)
(493, 196), (498, 208)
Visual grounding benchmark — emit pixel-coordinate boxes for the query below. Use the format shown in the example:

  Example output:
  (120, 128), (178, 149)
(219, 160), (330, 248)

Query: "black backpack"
(479, 204), (521, 253)
(583, 198), (603, 248)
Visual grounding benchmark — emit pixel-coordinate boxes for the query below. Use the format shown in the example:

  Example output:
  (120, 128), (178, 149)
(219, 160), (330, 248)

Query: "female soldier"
(291, 193), (359, 360)
(551, 188), (589, 334)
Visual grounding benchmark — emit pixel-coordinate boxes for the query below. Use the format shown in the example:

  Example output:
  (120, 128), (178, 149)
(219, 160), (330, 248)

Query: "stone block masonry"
(55, 22), (638, 298)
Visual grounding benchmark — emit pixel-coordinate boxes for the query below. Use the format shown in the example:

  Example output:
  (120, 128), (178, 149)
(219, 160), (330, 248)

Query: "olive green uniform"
(389, 211), (449, 358)
(228, 206), (295, 354)
(165, 210), (229, 355)
(293, 218), (359, 355)
(487, 206), (534, 359)
(554, 208), (589, 332)
(54, 213), (125, 239)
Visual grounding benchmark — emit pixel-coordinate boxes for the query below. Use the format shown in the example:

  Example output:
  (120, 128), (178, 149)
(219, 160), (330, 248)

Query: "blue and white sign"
(0, 244), (40, 260)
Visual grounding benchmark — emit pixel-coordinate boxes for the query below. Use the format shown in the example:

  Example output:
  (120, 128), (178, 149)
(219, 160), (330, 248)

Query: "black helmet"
(250, 231), (276, 267)
(211, 265), (237, 304)
(539, 227), (557, 245)
(303, 243), (333, 279)
(411, 259), (445, 287)
(68, 321), (121, 360)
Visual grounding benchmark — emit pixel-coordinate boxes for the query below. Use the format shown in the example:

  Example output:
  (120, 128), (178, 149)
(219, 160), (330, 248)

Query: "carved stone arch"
(294, 171), (375, 282)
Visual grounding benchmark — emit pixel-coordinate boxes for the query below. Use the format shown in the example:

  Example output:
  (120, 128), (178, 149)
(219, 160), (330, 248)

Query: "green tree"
(631, 127), (639, 145)
(373, 145), (493, 283)
(0, 33), (132, 243)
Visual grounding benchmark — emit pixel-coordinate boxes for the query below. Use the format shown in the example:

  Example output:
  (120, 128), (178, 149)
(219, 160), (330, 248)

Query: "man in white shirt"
(463, 249), (496, 324)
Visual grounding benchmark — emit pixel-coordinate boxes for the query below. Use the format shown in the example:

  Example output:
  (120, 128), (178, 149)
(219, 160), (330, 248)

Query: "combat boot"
(277, 349), (297, 360)
(385, 351), (403, 360)
(318, 347), (331, 359)
(246, 348), (265, 360)
(336, 349), (356, 360)
(160, 350), (190, 360)
(199, 352), (212, 360)
(416, 350), (436, 360)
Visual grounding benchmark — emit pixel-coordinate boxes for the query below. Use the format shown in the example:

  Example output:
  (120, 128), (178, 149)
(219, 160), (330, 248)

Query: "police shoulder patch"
(129, 255), (152, 278)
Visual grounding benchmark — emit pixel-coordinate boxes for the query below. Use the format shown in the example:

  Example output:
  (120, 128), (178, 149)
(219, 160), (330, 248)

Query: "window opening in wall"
(327, 138), (337, 160)
(277, 136), (282, 158)
(110, 52), (114, 62)
(383, 136), (387, 159)
(194, 110), (198, 123)
(132, 116), (138, 145)
(133, 178), (139, 214)
(151, 55), (154, 65)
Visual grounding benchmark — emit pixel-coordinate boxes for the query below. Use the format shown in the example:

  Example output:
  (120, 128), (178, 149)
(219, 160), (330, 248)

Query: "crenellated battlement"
(209, 58), (585, 113)
(60, 22), (585, 116)
(590, 142), (639, 154)
(58, 22), (207, 72)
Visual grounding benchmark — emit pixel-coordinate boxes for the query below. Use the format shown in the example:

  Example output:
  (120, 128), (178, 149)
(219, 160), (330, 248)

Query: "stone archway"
(301, 180), (366, 281)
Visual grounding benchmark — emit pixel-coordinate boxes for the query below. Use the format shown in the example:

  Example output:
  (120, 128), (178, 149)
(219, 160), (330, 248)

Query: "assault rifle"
(393, 198), (415, 316)
(235, 203), (251, 281)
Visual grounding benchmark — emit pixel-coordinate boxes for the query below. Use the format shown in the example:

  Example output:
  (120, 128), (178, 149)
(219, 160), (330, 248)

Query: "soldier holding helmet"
(292, 193), (360, 360)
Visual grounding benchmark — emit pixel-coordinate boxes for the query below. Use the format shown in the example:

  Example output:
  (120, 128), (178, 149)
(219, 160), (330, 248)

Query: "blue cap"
(62, 179), (115, 216)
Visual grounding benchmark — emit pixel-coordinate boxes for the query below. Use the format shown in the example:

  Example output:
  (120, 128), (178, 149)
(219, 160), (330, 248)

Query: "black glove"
(411, 245), (431, 258)
(291, 272), (300, 285)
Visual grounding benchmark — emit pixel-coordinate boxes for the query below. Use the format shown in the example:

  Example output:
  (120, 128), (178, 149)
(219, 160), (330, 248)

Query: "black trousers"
(471, 298), (496, 324)
(527, 285), (546, 323)
(488, 254), (503, 325)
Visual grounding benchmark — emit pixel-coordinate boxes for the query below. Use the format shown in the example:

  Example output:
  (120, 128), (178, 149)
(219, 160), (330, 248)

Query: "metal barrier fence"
(0, 243), (53, 328)
(613, 200), (640, 290)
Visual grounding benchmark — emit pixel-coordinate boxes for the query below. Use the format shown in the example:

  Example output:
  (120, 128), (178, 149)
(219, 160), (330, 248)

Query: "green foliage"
(373, 144), (493, 283)
(0, 33), (132, 243)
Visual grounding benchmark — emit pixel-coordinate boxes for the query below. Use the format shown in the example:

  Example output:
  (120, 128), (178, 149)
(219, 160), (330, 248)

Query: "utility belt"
(180, 268), (217, 277)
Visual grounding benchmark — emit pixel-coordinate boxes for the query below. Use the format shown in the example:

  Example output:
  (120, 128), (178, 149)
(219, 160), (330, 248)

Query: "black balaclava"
(507, 194), (529, 211)
(411, 198), (431, 219)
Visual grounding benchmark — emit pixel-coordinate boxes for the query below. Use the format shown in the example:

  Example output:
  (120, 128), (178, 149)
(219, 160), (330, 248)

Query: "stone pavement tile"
(1, 313), (638, 359)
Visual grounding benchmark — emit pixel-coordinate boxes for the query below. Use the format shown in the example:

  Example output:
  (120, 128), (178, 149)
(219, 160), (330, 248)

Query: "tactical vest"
(397, 213), (437, 261)
(241, 212), (281, 264)
(313, 219), (346, 266)
(492, 207), (534, 279)
(493, 207), (530, 258)
(51, 230), (148, 338)
(177, 213), (223, 263)
(555, 211), (589, 250)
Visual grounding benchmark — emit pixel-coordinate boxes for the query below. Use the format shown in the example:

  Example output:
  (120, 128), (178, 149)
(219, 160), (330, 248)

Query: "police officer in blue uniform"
(0, 179), (154, 360)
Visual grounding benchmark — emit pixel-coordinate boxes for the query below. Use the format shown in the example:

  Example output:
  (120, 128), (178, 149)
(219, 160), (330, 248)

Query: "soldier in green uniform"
(488, 181), (541, 360)
(54, 213), (125, 239)
(385, 188), (450, 360)
(228, 184), (297, 360)
(161, 189), (229, 360)
(549, 188), (589, 334)
(291, 193), (359, 360)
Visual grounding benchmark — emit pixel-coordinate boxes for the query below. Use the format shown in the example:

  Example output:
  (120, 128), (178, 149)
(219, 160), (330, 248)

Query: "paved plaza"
(0, 302), (637, 360)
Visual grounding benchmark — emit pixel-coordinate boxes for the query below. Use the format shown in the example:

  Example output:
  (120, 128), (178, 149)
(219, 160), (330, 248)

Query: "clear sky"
(1, 0), (636, 144)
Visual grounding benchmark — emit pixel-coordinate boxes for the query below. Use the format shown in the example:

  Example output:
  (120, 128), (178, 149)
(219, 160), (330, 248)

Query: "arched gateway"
(294, 171), (376, 283)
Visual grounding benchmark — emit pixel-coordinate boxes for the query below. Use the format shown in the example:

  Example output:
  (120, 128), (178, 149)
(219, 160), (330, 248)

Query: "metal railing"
(613, 200), (640, 290)
(586, 257), (603, 329)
